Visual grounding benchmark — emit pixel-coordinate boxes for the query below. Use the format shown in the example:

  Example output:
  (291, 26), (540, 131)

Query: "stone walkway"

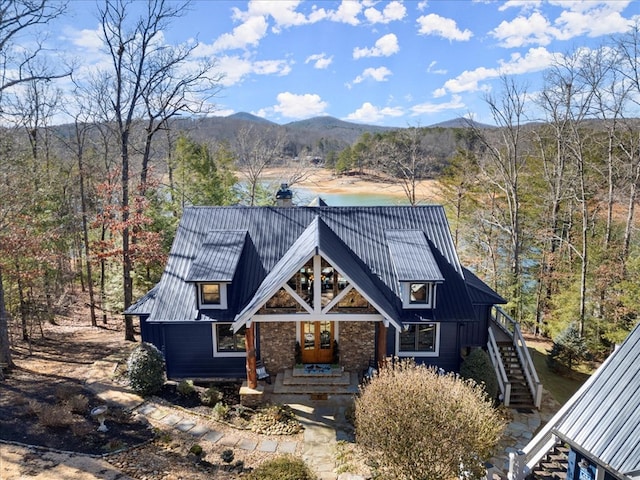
(84, 354), (545, 480)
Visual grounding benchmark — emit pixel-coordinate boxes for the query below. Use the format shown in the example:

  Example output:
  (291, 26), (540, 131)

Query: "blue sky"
(50, 1), (640, 127)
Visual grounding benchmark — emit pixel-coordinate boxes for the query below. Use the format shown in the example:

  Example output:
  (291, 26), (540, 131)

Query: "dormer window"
(402, 282), (436, 309)
(199, 283), (227, 309)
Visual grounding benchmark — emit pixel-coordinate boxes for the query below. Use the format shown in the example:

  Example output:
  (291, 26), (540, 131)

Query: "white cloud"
(491, 2), (633, 48)
(416, 14), (472, 41)
(211, 15), (268, 52)
(305, 53), (333, 69)
(411, 95), (465, 115)
(491, 12), (554, 47)
(345, 102), (404, 123)
(329, 0), (363, 25)
(499, 0), (542, 12)
(216, 56), (292, 87)
(435, 47), (555, 95)
(273, 92), (328, 118)
(427, 61), (447, 75)
(364, 1), (407, 24)
(353, 33), (399, 59)
(236, 0), (309, 31)
(353, 66), (392, 84)
(65, 26), (103, 51)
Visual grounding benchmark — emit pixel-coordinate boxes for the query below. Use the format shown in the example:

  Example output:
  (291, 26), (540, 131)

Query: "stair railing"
(487, 327), (511, 406)
(491, 306), (543, 409)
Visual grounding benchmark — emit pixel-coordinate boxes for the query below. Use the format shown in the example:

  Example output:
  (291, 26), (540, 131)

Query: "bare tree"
(97, 0), (222, 340)
(0, 0), (69, 368)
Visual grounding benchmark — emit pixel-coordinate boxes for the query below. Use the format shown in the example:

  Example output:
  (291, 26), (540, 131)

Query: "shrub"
(212, 402), (229, 420)
(177, 379), (195, 396)
(245, 456), (317, 480)
(65, 394), (89, 414)
(220, 449), (234, 464)
(39, 404), (74, 428)
(355, 358), (506, 480)
(547, 323), (587, 373)
(127, 342), (165, 397)
(200, 385), (222, 406)
(189, 443), (204, 457)
(460, 348), (499, 402)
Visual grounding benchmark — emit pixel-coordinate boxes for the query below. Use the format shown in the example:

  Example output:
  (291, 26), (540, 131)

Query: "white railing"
(491, 306), (543, 409)
(488, 327), (511, 406)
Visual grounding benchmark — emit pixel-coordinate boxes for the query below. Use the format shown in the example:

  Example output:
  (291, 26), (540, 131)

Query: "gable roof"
(552, 323), (640, 477)
(133, 205), (492, 326)
(233, 216), (401, 330)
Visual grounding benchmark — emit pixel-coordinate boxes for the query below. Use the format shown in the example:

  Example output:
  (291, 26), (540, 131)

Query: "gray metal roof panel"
(552, 323), (640, 475)
(186, 230), (247, 282)
(463, 267), (507, 305)
(386, 229), (445, 282)
(124, 284), (158, 315)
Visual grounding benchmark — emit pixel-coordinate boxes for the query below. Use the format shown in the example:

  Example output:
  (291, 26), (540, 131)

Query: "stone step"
(273, 369), (359, 395)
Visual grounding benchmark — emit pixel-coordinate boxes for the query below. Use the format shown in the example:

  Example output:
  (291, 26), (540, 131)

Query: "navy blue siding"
(566, 449), (598, 480)
(146, 323), (246, 379)
(461, 305), (491, 347)
(385, 322), (462, 372)
(140, 315), (164, 349)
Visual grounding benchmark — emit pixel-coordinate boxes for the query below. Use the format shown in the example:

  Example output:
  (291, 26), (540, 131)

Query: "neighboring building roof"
(386, 229), (445, 282)
(551, 323), (640, 477)
(308, 196), (328, 206)
(135, 205), (492, 326)
(186, 230), (247, 282)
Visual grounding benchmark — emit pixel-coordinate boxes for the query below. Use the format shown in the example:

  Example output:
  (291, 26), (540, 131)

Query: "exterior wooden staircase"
(497, 343), (536, 409)
(530, 443), (569, 480)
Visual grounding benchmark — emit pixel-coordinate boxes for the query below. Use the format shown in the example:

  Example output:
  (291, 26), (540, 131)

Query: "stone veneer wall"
(338, 321), (376, 372)
(259, 322), (297, 373)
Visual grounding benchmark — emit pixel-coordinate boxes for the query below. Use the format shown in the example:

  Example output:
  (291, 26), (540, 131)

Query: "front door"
(301, 321), (334, 364)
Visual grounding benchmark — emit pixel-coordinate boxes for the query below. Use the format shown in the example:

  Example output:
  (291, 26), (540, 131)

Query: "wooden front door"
(301, 321), (334, 364)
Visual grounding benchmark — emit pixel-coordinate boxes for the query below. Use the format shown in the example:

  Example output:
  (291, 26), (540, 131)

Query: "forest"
(2, 1), (640, 368)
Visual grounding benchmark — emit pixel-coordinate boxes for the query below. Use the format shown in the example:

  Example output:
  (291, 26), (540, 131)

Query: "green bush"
(460, 348), (499, 401)
(212, 401), (229, 420)
(200, 385), (222, 406)
(547, 323), (587, 373)
(355, 358), (505, 480)
(127, 342), (165, 396)
(245, 456), (317, 480)
(177, 379), (195, 396)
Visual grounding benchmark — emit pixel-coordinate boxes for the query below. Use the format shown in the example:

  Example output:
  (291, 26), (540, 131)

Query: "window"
(199, 283), (227, 309)
(397, 323), (439, 356)
(402, 282), (436, 309)
(213, 324), (246, 357)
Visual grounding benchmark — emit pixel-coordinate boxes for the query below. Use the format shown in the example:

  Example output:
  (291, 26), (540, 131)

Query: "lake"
(293, 187), (409, 206)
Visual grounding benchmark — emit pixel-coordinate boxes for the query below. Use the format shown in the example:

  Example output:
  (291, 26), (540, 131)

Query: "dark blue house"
(126, 205), (505, 389)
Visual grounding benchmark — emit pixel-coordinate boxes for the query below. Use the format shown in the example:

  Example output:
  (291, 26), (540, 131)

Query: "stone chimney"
(275, 183), (293, 207)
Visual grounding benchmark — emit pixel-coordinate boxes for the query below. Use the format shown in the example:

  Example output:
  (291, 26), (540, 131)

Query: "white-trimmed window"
(402, 282), (436, 309)
(396, 323), (440, 357)
(213, 324), (246, 357)
(199, 283), (228, 309)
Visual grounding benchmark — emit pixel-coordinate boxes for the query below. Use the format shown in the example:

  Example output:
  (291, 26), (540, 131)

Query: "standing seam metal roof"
(552, 323), (640, 476)
(142, 206), (490, 325)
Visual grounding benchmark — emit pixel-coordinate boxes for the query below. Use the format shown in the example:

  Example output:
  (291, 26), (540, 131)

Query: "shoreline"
(259, 167), (442, 203)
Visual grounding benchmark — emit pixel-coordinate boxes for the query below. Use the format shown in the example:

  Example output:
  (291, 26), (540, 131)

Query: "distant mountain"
(227, 112), (276, 125)
(428, 117), (494, 129)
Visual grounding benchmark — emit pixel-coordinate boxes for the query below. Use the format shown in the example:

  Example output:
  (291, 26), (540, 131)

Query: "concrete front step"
(273, 369), (359, 395)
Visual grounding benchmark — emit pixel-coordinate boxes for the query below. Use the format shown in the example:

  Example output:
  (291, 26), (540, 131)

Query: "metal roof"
(186, 230), (247, 282)
(125, 285), (158, 315)
(386, 229), (445, 282)
(463, 267), (507, 305)
(139, 206), (490, 325)
(552, 323), (640, 476)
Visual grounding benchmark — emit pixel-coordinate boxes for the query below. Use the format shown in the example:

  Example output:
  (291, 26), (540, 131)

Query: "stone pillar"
(245, 322), (257, 389)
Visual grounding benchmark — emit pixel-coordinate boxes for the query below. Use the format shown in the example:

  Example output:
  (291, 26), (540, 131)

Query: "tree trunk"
(0, 268), (14, 368)
(78, 151), (97, 327)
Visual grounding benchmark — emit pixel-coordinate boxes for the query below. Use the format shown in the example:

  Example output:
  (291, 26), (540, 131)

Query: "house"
(511, 322), (640, 480)
(126, 203), (508, 395)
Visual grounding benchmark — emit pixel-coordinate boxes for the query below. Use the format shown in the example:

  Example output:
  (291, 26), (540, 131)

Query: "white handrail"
(488, 327), (511, 406)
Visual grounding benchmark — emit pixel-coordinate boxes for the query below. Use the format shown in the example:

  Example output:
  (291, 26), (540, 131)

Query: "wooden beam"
(245, 323), (257, 389)
(377, 322), (387, 368)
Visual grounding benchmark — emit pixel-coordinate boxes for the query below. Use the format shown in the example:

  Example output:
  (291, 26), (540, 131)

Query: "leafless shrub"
(39, 404), (74, 428)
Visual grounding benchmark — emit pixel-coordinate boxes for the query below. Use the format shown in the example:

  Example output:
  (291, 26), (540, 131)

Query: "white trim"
(401, 282), (437, 309)
(199, 283), (228, 310)
(395, 322), (440, 357)
(283, 283), (314, 314)
(253, 313), (384, 322)
(212, 323), (247, 358)
(321, 284), (354, 314)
